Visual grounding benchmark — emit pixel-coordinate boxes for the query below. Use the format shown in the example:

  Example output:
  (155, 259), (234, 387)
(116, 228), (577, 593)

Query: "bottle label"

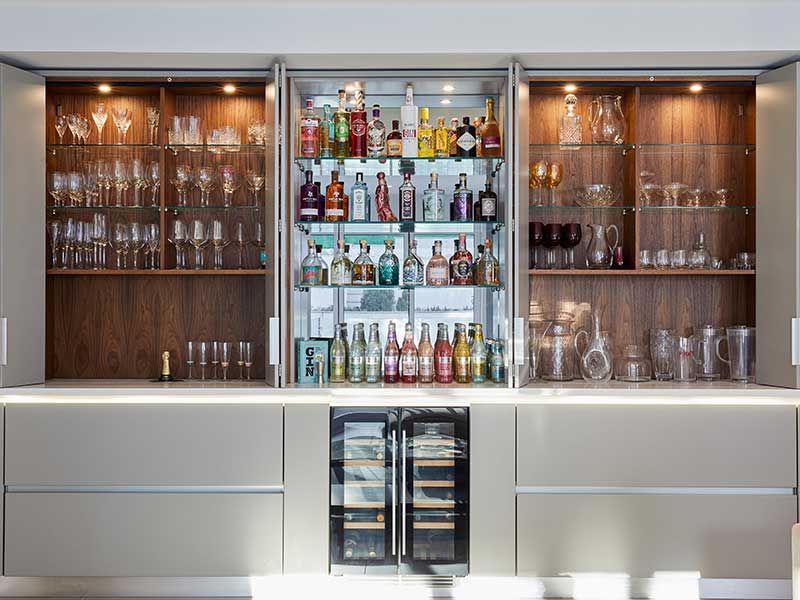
(327, 208), (344, 217)
(419, 356), (434, 378)
(366, 356), (381, 369)
(367, 127), (385, 155)
(331, 356), (346, 378)
(302, 265), (321, 284)
(403, 261), (424, 285)
(455, 356), (470, 377)
(331, 262), (352, 285)
(384, 356), (399, 376)
(437, 355), (453, 378)
(423, 190), (445, 221)
(457, 132), (476, 152)
(481, 197), (496, 217)
(418, 130), (433, 155)
(400, 189), (415, 220)
(300, 208), (319, 217)
(351, 116), (367, 137)
(483, 135), (501, 149)
(452, 259), (472, 283)
(352, 189), (367, 220)
(453, 192), (470, 220)
(334, 117), (349, 142)
(349, 357), (365, 379)
(386, 139), (403, 156)
(427, 266), (448, 284)
(471, 357), (486, 379)
(401, 356), (416, 377)
(378, 261), (398, 285)
(300, 119), (318, 156)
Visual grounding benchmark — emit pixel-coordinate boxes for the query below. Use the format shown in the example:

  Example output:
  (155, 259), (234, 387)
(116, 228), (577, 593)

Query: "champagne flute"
(63, 218), (77, 269)
(252, 221), (266, 269)
(112, 222), (130, 269)
(91, 213), (108, 270)
(131, 159), (148, 207)
(210, 219), (229, 269)
(112, 107), (132, 144)
(55, 114), (68, 143)
(220, 342), (232, 381)
(47, 220), (62, 269)
(145, 161), (161, 206)
(129, 221), (144, 269)
(243, 341), (254, 380)
(211, 341), (220, 379)
(237, 340), (247, 379)
(146, 106), (160, 145)
(168, 219), (188, 269)
(188, 219), (209, 269)
(186, 341), (195, 379)
(79, 116), (91, 145)
(112, 159), (130, 206)
(234, 222), (248, 269)
(145, 223), (160, 269)
(198, 341), (209, 380)
(91, 103), (108, 144)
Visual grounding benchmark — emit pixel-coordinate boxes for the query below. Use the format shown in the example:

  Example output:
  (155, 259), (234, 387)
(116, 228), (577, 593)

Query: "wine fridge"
(330, 407), (469, 576)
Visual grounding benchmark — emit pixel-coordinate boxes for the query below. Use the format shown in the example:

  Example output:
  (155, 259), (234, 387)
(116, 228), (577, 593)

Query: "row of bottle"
(301, 233), (500, 287)
(299, 85), (502, 159)
(329, 321), (506, 384)
(299, 170), (498, 223)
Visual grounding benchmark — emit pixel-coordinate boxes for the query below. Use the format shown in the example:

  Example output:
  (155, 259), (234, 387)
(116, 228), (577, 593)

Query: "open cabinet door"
(756, 62), (800, 388)
(512, 62), (530, 387)
(0, 64), (45, 387)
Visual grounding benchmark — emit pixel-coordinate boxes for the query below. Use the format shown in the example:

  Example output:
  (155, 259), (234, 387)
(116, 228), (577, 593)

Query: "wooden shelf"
(529, 269), (754, 276)
(343, 481), (384, 487)
(414, 460), (455, 467)
(344, 522), (385, 530)
(343, 459), (384, 467)
(414, 500), (456, 508)
(47, 269), (266, 276)
(343, 502), (385, 509)
(414, 480), (455, 488)
(413, 522), (455, 530)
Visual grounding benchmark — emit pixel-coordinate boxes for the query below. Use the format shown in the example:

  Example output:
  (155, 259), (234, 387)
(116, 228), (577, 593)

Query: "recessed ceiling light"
(223, 84), (236, 94)
(690, 83), (703, 93)
(442, 84), (455, 93)
(97, 84), (111, 93)
(440, 98), (452, 105)
(564, 84), (577, 93)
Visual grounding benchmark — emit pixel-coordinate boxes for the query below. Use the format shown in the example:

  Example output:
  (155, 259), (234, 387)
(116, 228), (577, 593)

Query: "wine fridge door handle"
(401, 429), (407, 556)
(391, 429), (397, 556)
(268, 317), (280, 365)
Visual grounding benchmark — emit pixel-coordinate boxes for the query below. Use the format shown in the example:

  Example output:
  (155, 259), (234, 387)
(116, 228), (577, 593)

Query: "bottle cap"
(420, 107), (429, 120)
(392, 119), (399, 129)
(437, 117), (445, 126)
(305, 98), (313, 108)
(463, 116), (471, 125)
(356, 172), (364, 181)
(377, 171), (386, 179)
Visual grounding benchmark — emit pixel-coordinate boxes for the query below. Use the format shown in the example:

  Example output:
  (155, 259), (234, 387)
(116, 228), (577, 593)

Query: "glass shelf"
(294, 155), (503, 163)
(47, 205), (160, 210)
(295, 283), (503, 291)
(529, 143), (634, 154)
(640, 205), (755, 211)
(637, 143), (754, 155)
(530, 204), (633, 210)
(296, 220), (503, 231)
(165, 144), (267, 154)
(48, 144), (160, 154)
(164, 205), (262, 211)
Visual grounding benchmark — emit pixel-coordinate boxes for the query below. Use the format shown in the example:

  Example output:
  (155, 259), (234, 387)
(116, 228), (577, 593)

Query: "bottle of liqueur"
(417, 107), (434, 157)
(367, 104), (386, 157)
(450, 233), (474, 285)
(481, 238), (500, 285)
(301, 239), (323, 285)
(426, 240), (450, 285)
(350, 172), (370, 222)
(316, 244), (329, 284)
(418, 322), (435, 383)
(402, 239), (425, 286)
(400, 323), (418, 383)
(349, 322), (367, 383)
(452, 173), (473, 222)
(333, 89), (351, 158)
(456, 116), (477, 157)
(422, 173), (446, 222)
(449, 118), (460, 156)
(315, 180), (325, 218)
(473, 244), (485, 285)
(300, 98), (320, 157)
(299, 170), (320, 222)
(481, 98), (502, 156)
(478, 177), (497, 222)
(384, 321), (400, 383)
(330, 323), (347, 383)
(434, 117), (450, 158)
(320, 104), (334, 157)
(400, 84), (418, 157)
(325, 170), (346, 222)
(474, 117), (485, 157)
(370, 172), (395, 222)
(470, 323), (487, 383)
(386, 120), (403, 157)
(330, 239), (353, 285)
(434, 323), (453, 383)
(350, 89), (367, 158)
(453, 323), (471, 383)
(488, 339), (506, 383)
(365, 322), (383, 383)
(378, 239), (400, 285)
(399, 172), (416, 221)
(352, 239), (375, 285)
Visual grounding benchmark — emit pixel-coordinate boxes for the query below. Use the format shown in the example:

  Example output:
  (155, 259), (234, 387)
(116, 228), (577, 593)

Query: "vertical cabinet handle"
(792, 318), (800, 366)
(391, 430), (397, 556)
(514, 316), (525, 365)
(401, 430), (407, 556)
(268, 317), (280, 365)
(0, 317), (7, 366)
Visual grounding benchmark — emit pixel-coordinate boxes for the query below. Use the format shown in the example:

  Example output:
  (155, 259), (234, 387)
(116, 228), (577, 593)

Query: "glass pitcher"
(585, 223), (619, 269)
(589, 95), (625, 144)
(716, 326), (756, 383)
(575, 312), (614, 383)
(539, 313), (577, 381)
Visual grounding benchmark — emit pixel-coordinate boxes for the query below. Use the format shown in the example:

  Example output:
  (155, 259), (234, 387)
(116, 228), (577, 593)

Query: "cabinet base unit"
(330, 407), (468, 576)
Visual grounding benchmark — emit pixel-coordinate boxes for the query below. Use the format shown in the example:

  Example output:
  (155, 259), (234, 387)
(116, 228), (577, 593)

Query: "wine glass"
(67, 114), (82, 144)
(252, 221), (266, 269)
(529, 221), (544, 269)
(245, 170), (265, 204)
(145, 161), (161, 206)
(198, 341), (209, 380)
(529, 160), (548, 206)
(544, 162), (564, 204)
(195, 166), (216, 207)
(218, 165), (240, 207)
(91, 103), (108, 144)
(211, 341), (220, 379)
(561, 223), (582, 269)
(210, 219), (229, 269)
(47, 220), (62, 268)
(62, 218), (77, 269)
(112, 107), (132, 144)
(237, 340), (247, 379)
(112, 222), (130, 269)
(168, 219), (188, 269)
(91, 213), (108, 269)
(55, 114), (68, 143)
(242, 341), (254, 380)
(78, 116), (91, 145)
(543, 223), (562, 269)
(129, 222), (145, 269)
(185, 341), (195, 379)
(146, 106), (160, 145)
(97, 160), (112, 205)
(234, 222), (248, 269)
(67, 172), (86, 207)
(48, 171), (67, 207)
(171, 164), (192, 206)
(220, 342), (232, 381)
(145, 223), (160, 269)
(82, 220), (95, 269)
(83, 161), (100, 207)
(112, 159), (130, 206)
(131, 159), (149, 207)
(188, 219), (209, 270)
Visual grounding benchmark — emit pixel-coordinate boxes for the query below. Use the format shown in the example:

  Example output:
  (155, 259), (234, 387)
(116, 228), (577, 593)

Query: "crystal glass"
(67, 114), (82, 144)
(560, 223), (582, 269)
(234, 222), (248, 269)
(145, 161), (160, 206)
(650, 328), (675, 381)
(78, 116), (91, 144)
(112, 107), (132, 144)
(62, 218), (76, 269)
(188, 219), (209, 269)
(83, 161), (100, 207)
(663, 182), (688, 207)
(711, 188), (733, 207)
(736, 252), (755, 270)
(616, 344), (651, 382)
(237, 340), (247, 379)
(169, 116), (187, 145)
(186, 115), (202, 147)
(589, 95), (625, 144)
(639, 249), (654, 269)
(247, 119), (266, 144)
(91, 213), (108, 270)
(195, 166), (216, 207)
(112, 159), (130, 206)
(97, 160), (112, 205)
(529, 160), (547, 206)
(245, 170), (265, 204)
(47, 220), (62, 268)
(543, 223), (562, 269)
(544, 162), (563, 204)
(559, 93), (582, 145)
(91, 103), (108, 144)
(131, 159), (148, 207)
(252, 222), (266, 269)
(171, 164), (193, 206)
(220, 342), (232, 381)
(145, 223), (159, 269)
(55, 114), (68, 143)
(211, 341), (220, 379)
(185, 341), (195, 379)
(112, 222), (130, 269)
(655, 248), (670, 270)
(218, 165), (240, 206)
(67, 172), (85, 207)
(48, 171), (68, 206)
(210, 219), (229, 269)
(146, 106), (160, 145)
(128, 222), (145, 269)
(242, 341), (254, 380)
(198, 341), (209, 380)
(168, 219), (188, 269)
(669, 249), (687, 269)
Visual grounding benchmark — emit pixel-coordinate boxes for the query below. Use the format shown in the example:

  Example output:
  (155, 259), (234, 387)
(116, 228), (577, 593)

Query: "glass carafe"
(693, 325), (725, 380)
(673, 335), (702, 382)
(716, 326), (756, 383)
(575, 312), (614, 383)
(589, 95), (625, 144)
(585, 223), (619, 269)
(539, 313), (577, 381)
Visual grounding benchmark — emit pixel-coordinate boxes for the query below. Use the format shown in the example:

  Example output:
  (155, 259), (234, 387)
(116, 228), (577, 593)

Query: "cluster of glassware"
(556, 93), (626, 146)
(168, 115), (203, 146)
(640, 172), (736, 208)
(47, 215), (159, 270)
(529, 160), (563, 205)
(638, 232), (754, 270)
(300, 233), (500, 287)
(170, 164), (264, 207)
(49, 160), (160, 207)
(324, 320), (505, 385)
(185, 340), (255, 381)
(169, 219), (264, 270)
(55, 103), (158, 145)
(529, 222), (583, 269)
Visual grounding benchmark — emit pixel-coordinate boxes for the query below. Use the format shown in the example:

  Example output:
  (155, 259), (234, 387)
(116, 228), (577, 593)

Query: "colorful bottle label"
(331, 262), (351, 285)
(349, 357), (365, 381)
(330, 355), (346, 380)
(351, 115), (367, 137)
(423, 189), (445, 221)
(400, 189), (415, 220)
(481, 196), (496, 218)
(401, 355), (416, 377)
(300, 118), (319, 156)
(403, 261), (424, 285)
(419, 356), (434, 379)
(367, 128), (385, 155)
(428, 266), (448, 284)
(378, 260), (398, 285)
(384, 355), (399, 378)
(386, 139), (402, 156)
(418, 130), (434, 156)
(453, 192), (470, 221)
(452, 259), (472, 283)
(471, 357), (486, 382)
(483, 135), (501, 150)
(334, 117), (349, 142)
(352, 188), (367, 221)
(437, 355), (453, 380)
(302, 265), (321, 285)
(455, 356), (470, 379)
(457, 132), (476, 152)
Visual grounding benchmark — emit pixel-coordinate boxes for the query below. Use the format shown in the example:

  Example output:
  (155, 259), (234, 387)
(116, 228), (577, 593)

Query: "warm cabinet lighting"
(223, 84), (237, 94)
(97, 84), (111, 93)
(440, 98), (452, 105)
(690, 83), (703, 93)
(564, 84), (578, 93)
(442, 84), (455, 92)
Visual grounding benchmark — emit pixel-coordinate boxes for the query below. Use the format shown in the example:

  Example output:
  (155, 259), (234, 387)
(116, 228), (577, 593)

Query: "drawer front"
(517, 493), (794, 579)
(517, 405), (796, 487)
(5, 492), (282, 576)
(6, 404), (283, 486)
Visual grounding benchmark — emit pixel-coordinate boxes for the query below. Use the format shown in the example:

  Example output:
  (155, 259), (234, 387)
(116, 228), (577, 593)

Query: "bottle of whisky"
(481, 98), (502, 156)
(350, 172), (370, 222)
(422, 173), (445, 222)
(299, 170), (319, 222)
(330, 239), (353, 285)
(365, 323), (382, 383)
(402, 239), (425, 286)
(375, 172), (397, 222)
(450, 233), (473, 285)
(456, 117), (477, 157)
(367, 104), (386, 157)
(330, 323), (347, 383)
(453, 173), (473, 222)
(478, 177), (497, 222)
(425, 240), (449, 285)
(384, 321), (400, 383)
(453, 323), (471, 383)
(301, 239), (323, 285)
(352, 239), (375, 285)
(400, 323), (418, 383)
(418, 322), (434, 383)
(434, 117), (449, 158)
(399, 172), (416, 221)
(320, 104), (334, 157)
(418, 107), (434, 157)
(378, 239), (399, 285)
(333, 89), (351, 158)
(470, 322), (487, 383)
(325, 170), (345, 222)
(386, 120), (402, 157)
(300, 98), (320, 157)
(449, 118), (459, 156)
(434, 323), (453, 383)
(350, 89), (367, 158)
(400, 84), (418, 157)
(349, 322), (367, 383)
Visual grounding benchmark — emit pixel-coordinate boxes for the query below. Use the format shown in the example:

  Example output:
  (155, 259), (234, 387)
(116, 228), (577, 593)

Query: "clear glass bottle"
(481, 98), (502, 157)
(417, 107), (434, 157)
(448, 117), (459, 156)
(350, 172), (370, 222)
(325, 170), (345, 222)
(300, 98), (320, 157)
(450, 232), (474, 285)
(378, 239), (399, 285)
(366, 104), (386, 157)
(349, 322), (367, 383)
(478, 177), (497, 222)
(365, 322), (382, 383)
(375, 171), (397, 222)
(488, 339), (506, 383)
(400, 84), (418, 157)
(453, 173), (472, 222)
(299, 170), (320, 222)
(384, 321), (400, 383)
(422, 172), (446, 222)
(333, 89), (351, 158)
(330, 239), (352, 285)
(320, 104), (334, 157)
(399, 172), (416, 221)
(352, 239), (375, 285)
(453, 323), (471, 383)
(434, 117), (450, 158)
(434, 323), (453, 383)
(402, 238), (425, 286)
(301, 239), (323, 285)
(386, 120), (402, 157)
(559, 93), (582, 145)
(426, 240), (450, 285)
(481, 238), (500, 286)
(470, 323), (487, 383)
(418, 322), (434, 383)
(400, 322), (418, 383)
(330, 323), (347, 383)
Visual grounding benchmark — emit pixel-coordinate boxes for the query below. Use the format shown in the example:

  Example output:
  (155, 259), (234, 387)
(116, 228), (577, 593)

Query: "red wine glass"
(543, 223), (562, 269)
(529, 221), (544, 269)
(561, 223), (582, 269)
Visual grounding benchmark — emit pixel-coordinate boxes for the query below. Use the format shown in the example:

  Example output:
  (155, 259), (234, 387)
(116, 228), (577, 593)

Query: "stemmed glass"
(78, 116), (91, 144)
(67, 172), (86, 207)
(55, 114), (68, 143)
(561, 223), (582, 269)
(543, 223), (562, 269)
(195, 166), (216, 207)
(63, 218), (77, 269)
(529, 221), (544, 269)
(245, 170), (265, 204)
(188, 219), (209, 269)
(145, 223), (160, 269)
(112, 107), (132, 144)
(168, 219), (188, 269)
(131, 159), (148, 207)
(81, 221), (95, 269)
(97, 160), (112, 205)
(220, 342), (232, 381)
(146, 106), (160, 145)
(112, 159), (130, 206)
(75, 221), (90, 268)
(129, 222), (145, 269)
(185, 341), (195, 379)
(237, 341), (246, 379)
(198, 341), (209, 380)
(91, 103), (108, 144)
(234, 222), (248, 269)
(210, 219), (229, 269)
(252, 221), (266, 269)
(544, 162), (563, 204)
(211, 341), (220, 379)
(48, 172), (68, 207)
(529, 160), (548, 206)
(242, 341), (253, 380)
(171, 164), (192, 206)
(67, 114), (82, 144)
(83, 162), (100, 207)
(145, 161), (160, 206)
(218, 165), (240, 207)
(47, 221), (62, 268)
(91, 213), (108, 269)
(111, 223), (130, 269)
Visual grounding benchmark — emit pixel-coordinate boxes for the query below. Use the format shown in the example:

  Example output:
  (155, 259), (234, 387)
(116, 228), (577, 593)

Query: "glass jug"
(585, 223), (619, 269)
(575, 312), (614, 383)
(692, 325), (725, 380)
(716, 326), (756, 383)
(589, 95), (625, 144)
(539, 313), (577, 381)
(673, 335), (702, 382)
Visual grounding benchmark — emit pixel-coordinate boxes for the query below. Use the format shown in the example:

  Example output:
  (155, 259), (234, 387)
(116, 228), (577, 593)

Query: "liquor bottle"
(456, 116), (477, 157)
(470, 323), (487, 383)
(384, 321), (400, 383)
(559, 94), (582, 145)
(320, 104), (334, 157)
(301, 239), (323, 285)
(333, 89), (351, 158)
(330, 323), (347, 383)
(425, 240), (450, 285)
(352, 239), (375, 285)
(482, 238), (500, 285)
(422, 173), (446, 222)
(350, 89), (367, 158)
(350, 322), (367, 383)
(488, 339), (506, 383)
(402, 239), (424, 286)
(315, 180), (325, 219)
(325, 170), (346, 222)
(481, 98), (502, 156)
(350, 173), (370, 222)
(299, 170), (320, 222)
(400, 323), (418, 383)
(316, 244), (329, 284)
(417, 107), (434, 157)
(399, 172), (416, 221)
(386, 120), (403, 157)
(434, 323), (453, 383)
(478, 177), (497, 222)
(400, 84), (418, 157)
(375, 172), (398, 222)
(468, 322), (477, 349)
(449, 118), (459, 156)
(434, 117), (450, 158)
(300, 98), (320, 157)
(365, 323), (382, 383)
(340, 322), (350, 378)
(453, 173), (473, 222)
(474, 117), (484, 157)
(418, 322), (434, 383)
(473, 244), (485, 285)
(453, 323), (471, 383)
(367, 104), (386, 157)
(450, 232), (473, 285)
(337, 160), (349, 221)
(378, 239), (399, 285)
(330, 239), (353, 285)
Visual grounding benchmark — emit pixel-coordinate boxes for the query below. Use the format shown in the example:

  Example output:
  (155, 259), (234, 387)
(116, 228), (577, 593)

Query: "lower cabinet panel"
(517, 494), (795, 579)
(5, 493), (283, 576)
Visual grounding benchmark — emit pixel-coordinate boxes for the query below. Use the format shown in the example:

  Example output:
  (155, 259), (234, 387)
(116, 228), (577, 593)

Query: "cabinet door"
(756, 62), (800, 387)
(265, 63), (283, 386)
(0, 63), (45, 387)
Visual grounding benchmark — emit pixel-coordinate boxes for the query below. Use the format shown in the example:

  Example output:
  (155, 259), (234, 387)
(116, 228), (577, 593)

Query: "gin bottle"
(352, 239), (375, 285)
(400, 84), (418, 157)
(402, 239), (425, 286)
(330, 239), (352, 285)
(418, 322), (434, 383)
(349, 322), (367, 383)
(367, 104), (386, 157)
(399, 172), (416, 221)
(320, 104), (334, 157)
(453, 173), (472, 222)
(425, 240), (449, 285)
(299, 98), (320, 157)
(434, 117), (449, 158)
(365, 323), (382, 383)
(470, 323), (487, 383)
(301, 239), (323, 285)
(473, 244), (486, 285)
(400, 323), (418, 383)
(384, 321), (400, 383)
(350, 89), (367, 158)
(456, 116), (477, 157)
(488, 339), (506, 383)
(482, 239), (500, 285)
(559, 93), (582, 145)
(325, 170), (345, 222)
(417, 107), (434, 157)
(434, 323), (453, 383)
(350, 172), (370, 222)
(333, 89), (351, 158)
(330, 323), (347, 383)
(449, 233), (473, 285)
(378, 239), (399, 285)
(422, 173), (446, 222)
(299, 170), (320, 222)
(478, 178), (497, 222)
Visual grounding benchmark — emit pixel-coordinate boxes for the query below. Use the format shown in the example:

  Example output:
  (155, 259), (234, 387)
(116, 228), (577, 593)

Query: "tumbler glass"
(650, 328), (675, 381)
